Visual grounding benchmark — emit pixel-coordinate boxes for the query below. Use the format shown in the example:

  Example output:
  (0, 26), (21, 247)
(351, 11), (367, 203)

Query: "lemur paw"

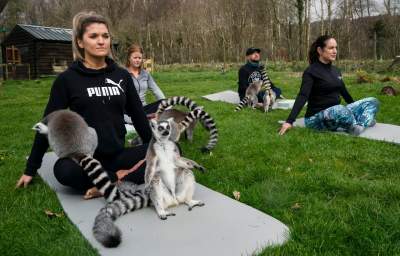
(188, 201), (205, 211)
(159, 212), (176, 220)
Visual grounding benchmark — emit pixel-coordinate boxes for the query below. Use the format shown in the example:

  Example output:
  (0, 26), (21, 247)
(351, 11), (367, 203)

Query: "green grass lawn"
(1, 70), (400, 255)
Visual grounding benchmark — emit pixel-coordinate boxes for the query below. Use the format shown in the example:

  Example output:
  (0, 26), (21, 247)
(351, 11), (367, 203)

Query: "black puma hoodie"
(24, 58), (152, 176)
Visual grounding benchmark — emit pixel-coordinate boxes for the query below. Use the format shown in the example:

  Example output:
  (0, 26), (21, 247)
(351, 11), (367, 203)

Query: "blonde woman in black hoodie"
(16, 12), (151, 194)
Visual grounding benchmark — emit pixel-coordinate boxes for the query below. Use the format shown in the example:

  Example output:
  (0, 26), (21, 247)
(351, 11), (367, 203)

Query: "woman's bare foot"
(84, 187), (103, 200)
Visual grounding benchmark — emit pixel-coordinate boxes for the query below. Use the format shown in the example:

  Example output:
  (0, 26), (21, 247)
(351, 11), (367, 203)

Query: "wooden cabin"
(1, 24), (73, 79)
(1, 24), (118, 79)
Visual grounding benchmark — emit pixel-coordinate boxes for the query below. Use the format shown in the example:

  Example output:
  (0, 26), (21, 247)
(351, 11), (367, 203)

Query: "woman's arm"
(125, 72), (152, 144)
(340, 82), (354, 104)
(285, 71), (314, 124)
(23, 75), (70, 177)
(147, 73), (165, 100)
(279, 71), (313, 135)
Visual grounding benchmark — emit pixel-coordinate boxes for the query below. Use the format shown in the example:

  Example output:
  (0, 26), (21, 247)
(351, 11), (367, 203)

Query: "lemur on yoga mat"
(132, 96), (219, 152)
(83, 109), (210, 248)
(32, 110), (125, 202)
(33, 106), (215, 248)
(235, 66), (276, 113)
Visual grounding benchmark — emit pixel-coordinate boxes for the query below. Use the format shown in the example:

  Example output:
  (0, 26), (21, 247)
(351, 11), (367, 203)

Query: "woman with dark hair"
(16, 11), (151, 194)
(126, 44), (165, 115)
(279, 35), (379, 135)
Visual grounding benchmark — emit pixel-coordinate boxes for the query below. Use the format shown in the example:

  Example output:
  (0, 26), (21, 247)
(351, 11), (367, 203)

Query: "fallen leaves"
(232, 191), (241, 201)
(44, 209), (64, 218)
(291, 203), (301, 210)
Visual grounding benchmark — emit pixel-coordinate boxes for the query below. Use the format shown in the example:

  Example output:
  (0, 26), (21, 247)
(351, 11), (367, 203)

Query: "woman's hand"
(279, 122), (293, 135)
(16, 174), (33, 188)
(116, 159), (146, 181)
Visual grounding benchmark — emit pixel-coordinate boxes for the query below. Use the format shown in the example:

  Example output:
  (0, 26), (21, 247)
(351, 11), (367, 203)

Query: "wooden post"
(11, 45), (15, 64)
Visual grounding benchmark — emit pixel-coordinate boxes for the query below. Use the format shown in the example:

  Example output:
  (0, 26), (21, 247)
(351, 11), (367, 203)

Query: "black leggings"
(53, 144), (148, 192)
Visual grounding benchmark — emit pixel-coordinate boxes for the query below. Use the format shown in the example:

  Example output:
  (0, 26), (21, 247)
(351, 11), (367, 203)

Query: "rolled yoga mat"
(38, 152), (290, 256)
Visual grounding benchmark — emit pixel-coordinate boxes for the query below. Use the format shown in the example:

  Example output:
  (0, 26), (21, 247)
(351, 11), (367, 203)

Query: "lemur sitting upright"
(235, 66), (276, 113)
(83, 107), (210, 248)
(145, 116), (206, 220)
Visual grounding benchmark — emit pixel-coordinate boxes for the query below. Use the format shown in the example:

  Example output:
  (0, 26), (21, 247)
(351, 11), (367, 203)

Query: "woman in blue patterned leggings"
(279, 35), (379, 135)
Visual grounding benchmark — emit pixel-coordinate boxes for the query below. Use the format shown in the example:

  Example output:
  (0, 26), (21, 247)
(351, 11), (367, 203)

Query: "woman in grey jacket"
(126, 44), (165, 114)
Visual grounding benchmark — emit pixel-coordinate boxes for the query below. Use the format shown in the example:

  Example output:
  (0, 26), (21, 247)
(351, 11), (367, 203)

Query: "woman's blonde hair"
(125, 43), (144, 67)
(72, 11), (114, 61)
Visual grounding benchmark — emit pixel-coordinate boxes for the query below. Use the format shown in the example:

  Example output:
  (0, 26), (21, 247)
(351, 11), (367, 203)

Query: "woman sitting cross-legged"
(279, 35), (379, 135)
(16, 12), (151, 197)
(125, 44), (165, 116)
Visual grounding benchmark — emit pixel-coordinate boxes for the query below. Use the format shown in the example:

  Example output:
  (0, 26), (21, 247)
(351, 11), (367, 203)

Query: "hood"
(70, 57), (117, 76)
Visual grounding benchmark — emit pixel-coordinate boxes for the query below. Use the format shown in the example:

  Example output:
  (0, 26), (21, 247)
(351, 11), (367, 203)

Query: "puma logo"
(87, 86), (121, 97)
(105, 78), (124, 93)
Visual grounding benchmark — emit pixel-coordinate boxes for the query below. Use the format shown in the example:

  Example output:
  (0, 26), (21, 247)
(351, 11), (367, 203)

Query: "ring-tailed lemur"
(79, 155), (150, 248)
(32, 110), (98, 160)
(235, 65), (276, 112)
(234, 81), (263, 111)
(156, 96), (218, 152)
(32, 110), (151, 247)
(32, 109), (204, 248)
(158, 109), (197, 142)
(32, 110), (126, 203)
(145, 117), (206, 220)
(81, 110), (207, 248)
(259, 65), (277, 113)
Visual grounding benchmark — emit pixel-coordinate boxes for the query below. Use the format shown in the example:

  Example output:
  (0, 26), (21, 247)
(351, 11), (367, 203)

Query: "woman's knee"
(53, 157), (89, 189)
(357, 97), (380, 108)
(53, 158), (74, 185)
(326, 105), (352, 119)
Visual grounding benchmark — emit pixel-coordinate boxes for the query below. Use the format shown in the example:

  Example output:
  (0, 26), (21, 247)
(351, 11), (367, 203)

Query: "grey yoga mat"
(202, 90), (295, 109)
(287, 118), (400, 144)
(38, 152), (290, 256)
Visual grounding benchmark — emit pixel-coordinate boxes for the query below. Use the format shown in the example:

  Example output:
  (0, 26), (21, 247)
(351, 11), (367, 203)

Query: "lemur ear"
(149, 119), (157, 128)
(32, 122), (48, 134)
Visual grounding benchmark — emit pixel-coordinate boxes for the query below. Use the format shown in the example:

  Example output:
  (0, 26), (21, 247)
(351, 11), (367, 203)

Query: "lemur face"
(150, 119), (172, 140)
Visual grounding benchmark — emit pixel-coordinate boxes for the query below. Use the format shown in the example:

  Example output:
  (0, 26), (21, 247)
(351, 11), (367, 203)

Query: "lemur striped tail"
(93, 187), (150, 248)
(157, 96), (198, 115)
(235, 96), (250, 112)
(78, 155), (120, 202)
(260, 65), (273, 91)
(182, 107), (218, 152)
(158, 96), (218, 152)
(76, 154), (150, 248)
